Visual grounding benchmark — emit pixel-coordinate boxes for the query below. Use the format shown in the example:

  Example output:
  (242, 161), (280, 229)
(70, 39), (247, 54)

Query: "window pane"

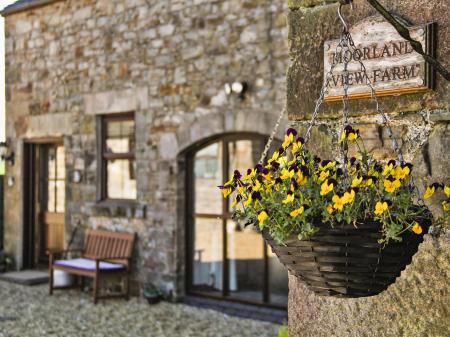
(106, 119), (135, 153)
(48, 147), (56, 180)
(107, 159), (137, 199)
(227, 220), (264, 302)
(192, 217), (223, 294)
(56, 146), (65, 179)
(268, 245), (289, 305)
(55, 180), (65, 213)
(47, 180), (56, 213)
(194, 142), (222, 215)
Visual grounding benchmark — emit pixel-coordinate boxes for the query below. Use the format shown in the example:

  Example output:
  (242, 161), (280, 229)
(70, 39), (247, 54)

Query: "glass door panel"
(194, 142), (223, 215)
(227, 220), (264, 302)
(268, 245), (289, 305)
(192, 217), (223, 295)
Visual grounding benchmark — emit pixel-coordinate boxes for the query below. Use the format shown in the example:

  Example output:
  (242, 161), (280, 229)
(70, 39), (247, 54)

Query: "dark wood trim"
(96, 112), (135, 201)
(103, 153), (135, 160)
(22, 143), (37, 269)
(24, 137), (63, 145)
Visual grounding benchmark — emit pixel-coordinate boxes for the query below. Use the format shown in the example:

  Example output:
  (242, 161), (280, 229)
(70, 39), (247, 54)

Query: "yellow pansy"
(243, 169), (256, 181)
(282, 194), (295, 204)
(258, 211), (269, 227)
(362, 177), (373, 187)
(423, 186), (435, 199)
(292, 141), (302, 155)
(244, 196), (252, 207)
(290, 206), (305, 217)
(280, 168), (295, 180)
(347, 132), (358, 141)
(374, 201), (388, 216)
(442, 200), (450, 212)
(412, 222), (422, 235)
(253, 180), (262, 192)
(297, 172), (308, 186)
(393, 166), (410, 180)
(339, 131), (346, 143)
(320, 180), (334, 196)
(351, 176), (363, 187)
(237, 186), (245, 194)
(326, 204), (334, 214)
(262, 171), (272, 181)
(319, 161), (336, 171)
(382, 164), (394, 176)
(222, 187), (232, 198)
(332, 195), (345, 211)
(268, 151), (280, 164)
(282, 133), (294, 149)
(230, 198), (239, 208)
(384, 179), (401, 193)
(318, 170), (330, 182)
(368, 168), (380, 177)
(342, 189), (355, 204)
(444, 185), (450, 198)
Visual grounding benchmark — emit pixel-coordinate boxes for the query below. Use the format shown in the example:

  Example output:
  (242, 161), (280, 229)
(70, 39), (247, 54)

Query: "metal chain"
(345, 18), (424, 204)
(258, 107), (285, 164)
(259, 34), (346, 164)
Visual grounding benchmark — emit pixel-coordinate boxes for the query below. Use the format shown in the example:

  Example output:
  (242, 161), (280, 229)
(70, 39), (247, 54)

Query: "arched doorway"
(185, 133), (288, 307)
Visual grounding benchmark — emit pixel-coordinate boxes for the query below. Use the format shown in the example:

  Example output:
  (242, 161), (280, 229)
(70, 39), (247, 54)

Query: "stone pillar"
(286, 1), (449, 336)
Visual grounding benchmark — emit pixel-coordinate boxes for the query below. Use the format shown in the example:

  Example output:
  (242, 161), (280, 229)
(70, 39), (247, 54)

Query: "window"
(97, 113), (136, 200)
(186, 134), (288, 308)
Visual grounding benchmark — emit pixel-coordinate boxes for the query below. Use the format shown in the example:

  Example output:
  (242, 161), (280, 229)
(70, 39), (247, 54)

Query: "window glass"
(101, 114), (136, 200)
(106, 120), (135, 153)
(192, 217), (223, 294)
(227, 220), (264, 302)
(107, 159), (137, 199)
(194, 142), (223, 214)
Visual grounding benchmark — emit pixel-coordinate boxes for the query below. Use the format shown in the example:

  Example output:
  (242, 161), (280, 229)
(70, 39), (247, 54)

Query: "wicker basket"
(263, 216), (431, 298)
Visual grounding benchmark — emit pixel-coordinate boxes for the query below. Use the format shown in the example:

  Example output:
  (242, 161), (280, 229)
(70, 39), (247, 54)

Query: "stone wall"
(3, 0), (289, 297)
(287, 0), (449, 336)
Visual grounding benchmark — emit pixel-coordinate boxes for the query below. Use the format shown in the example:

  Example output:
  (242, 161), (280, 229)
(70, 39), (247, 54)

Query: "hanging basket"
(263, 210), (431, 297)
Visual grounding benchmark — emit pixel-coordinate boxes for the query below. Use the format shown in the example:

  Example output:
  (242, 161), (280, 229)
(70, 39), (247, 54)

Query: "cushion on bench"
(54, 258), (125, 271)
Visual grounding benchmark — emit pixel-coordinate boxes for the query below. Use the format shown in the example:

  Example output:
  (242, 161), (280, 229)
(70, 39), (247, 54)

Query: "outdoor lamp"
(0, 140), (14, 166)
(224, 81), (249, 100)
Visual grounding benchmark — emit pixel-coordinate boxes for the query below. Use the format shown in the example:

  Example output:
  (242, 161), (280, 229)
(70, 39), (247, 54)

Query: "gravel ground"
(0, 281), (279, 337)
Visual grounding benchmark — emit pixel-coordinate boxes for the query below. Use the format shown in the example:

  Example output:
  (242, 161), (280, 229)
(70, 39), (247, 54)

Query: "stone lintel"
(84, 87), (149, 115)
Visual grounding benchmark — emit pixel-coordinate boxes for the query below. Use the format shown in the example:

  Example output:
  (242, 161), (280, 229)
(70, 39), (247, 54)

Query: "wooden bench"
(48, 229), (136, 304)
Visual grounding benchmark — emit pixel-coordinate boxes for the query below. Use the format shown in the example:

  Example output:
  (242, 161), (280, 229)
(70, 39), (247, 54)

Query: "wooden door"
(38, 144), (65, 261)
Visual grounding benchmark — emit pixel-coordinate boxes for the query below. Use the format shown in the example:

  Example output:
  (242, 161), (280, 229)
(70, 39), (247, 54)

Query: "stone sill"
(86, 200), (146, 219)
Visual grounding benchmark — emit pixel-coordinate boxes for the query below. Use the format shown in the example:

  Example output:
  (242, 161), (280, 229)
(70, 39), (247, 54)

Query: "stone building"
(1, 0), (290, 310)
(286, 0), (449, 336)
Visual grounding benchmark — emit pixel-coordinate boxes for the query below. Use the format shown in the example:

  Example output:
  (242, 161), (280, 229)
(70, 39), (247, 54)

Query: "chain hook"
(338, 1), (353, 33)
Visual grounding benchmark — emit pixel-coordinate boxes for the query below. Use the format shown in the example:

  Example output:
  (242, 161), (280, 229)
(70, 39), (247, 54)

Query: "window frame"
(96, 111), (136, 202)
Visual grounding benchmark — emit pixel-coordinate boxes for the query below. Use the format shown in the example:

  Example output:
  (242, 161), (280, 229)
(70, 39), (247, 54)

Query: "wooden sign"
(324, 16), (436, 102)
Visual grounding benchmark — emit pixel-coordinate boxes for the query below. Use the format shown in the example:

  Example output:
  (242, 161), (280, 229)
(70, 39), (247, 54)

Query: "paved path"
(0, 281), (279, 337)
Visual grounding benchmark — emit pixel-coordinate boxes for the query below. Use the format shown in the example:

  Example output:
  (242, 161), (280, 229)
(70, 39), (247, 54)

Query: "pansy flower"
(351, 175), (363, 188)
(320, 179), (334, 196)
(332, 193), (345, 211)
(444, 185), (450, 198)
(342, 188), (356, 204)
(258, 211), (269, 227)
(424, 183), (443, 199)
(374, 201), (388, 215)
(282, 192), (295, 204)
(411, 222), (422, 235)
(442, 199), (450, 212)
(340, 125), (360, 143)
(384, 178), (401, 193)
(290, 206), (305, 218)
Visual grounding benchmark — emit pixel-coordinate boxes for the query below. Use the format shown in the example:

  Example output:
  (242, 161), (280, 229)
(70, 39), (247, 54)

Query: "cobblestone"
(0, 282), (279, 337)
